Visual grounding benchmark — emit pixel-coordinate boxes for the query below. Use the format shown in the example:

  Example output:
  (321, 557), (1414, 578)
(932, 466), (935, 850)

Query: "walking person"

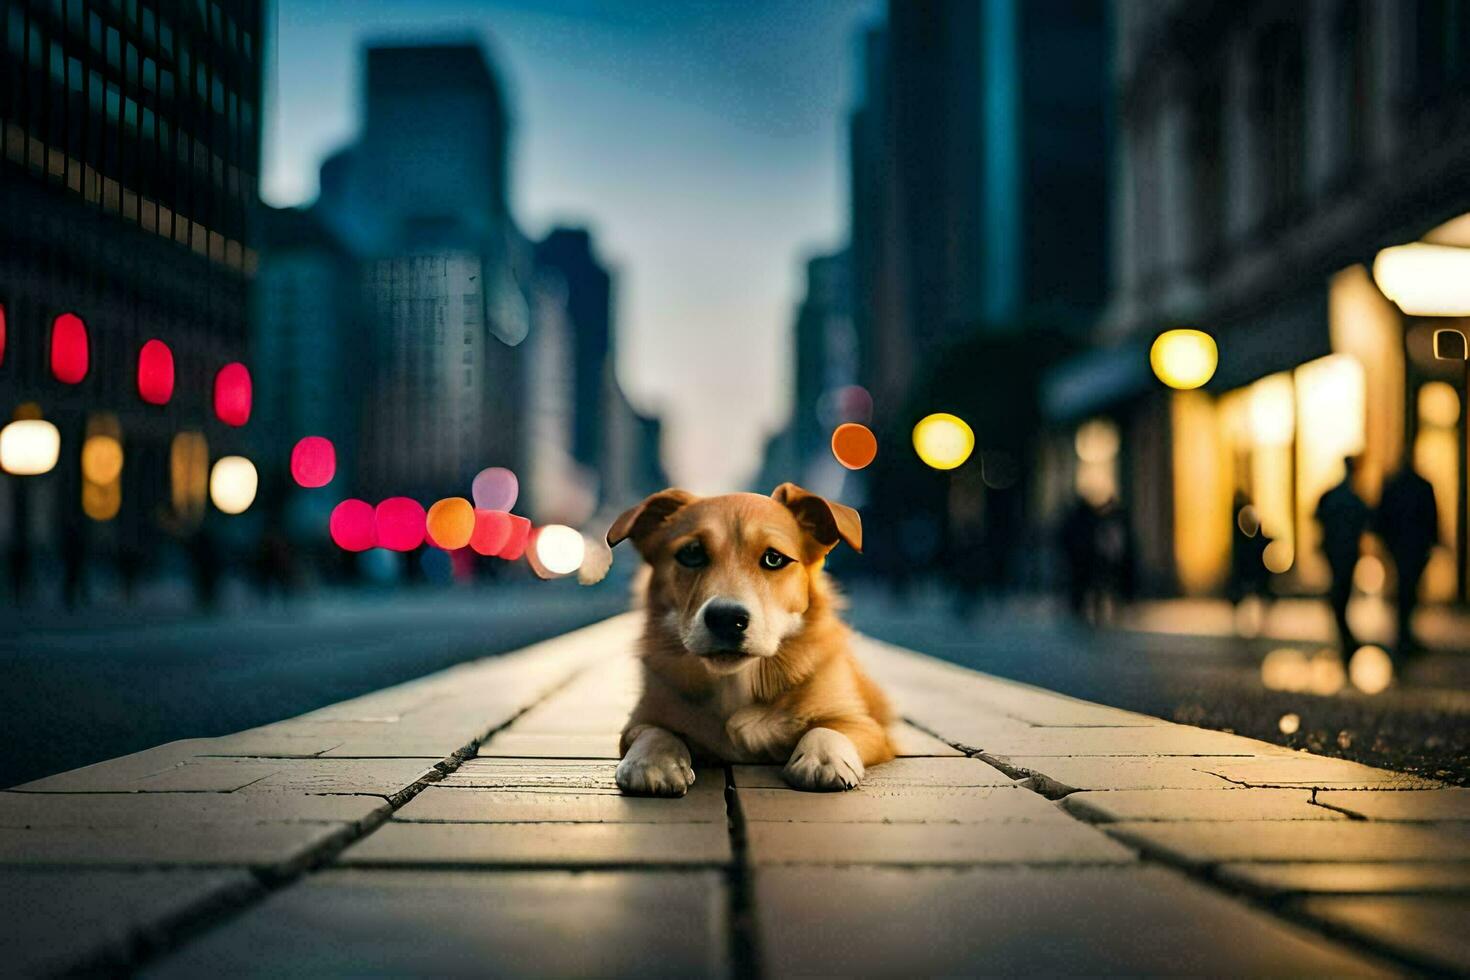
(1315, 458), (1370, 653)
(1375, 465), (1439, 661)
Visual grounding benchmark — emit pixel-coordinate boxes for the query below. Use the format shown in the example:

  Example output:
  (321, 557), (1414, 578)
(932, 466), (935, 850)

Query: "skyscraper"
(1, 0), (264, 582)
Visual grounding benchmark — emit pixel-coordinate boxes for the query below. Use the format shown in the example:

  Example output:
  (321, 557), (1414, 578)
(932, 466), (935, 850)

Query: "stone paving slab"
(1063, 787), (1341, 822)
(234, 758), (445, 799)
(439, 759), (628, 792)
(976, 724), (1283, 757)
(754, 866), (1387, 976)
(0, 820), (357, 871)
(0, 790), (387, 828)
(477, 733), (623, 758)
(1296, 894), (1470, 974)
(888, 722), (964, 756)
(734, 756), (1014, 789)
(337, 821), (732, 868)
(997, 755), (1241, 792)
(0, 868), (258, 977)
(1218, 861), (1470, 896)
(1108, 819), (1470, 865)
(1199, 756), (1441, 789)
(1315, 788), (1470, 821)
(736, 785), (1069, 824)
(395, 783), (727, 824)
(145, 870), (729, 979)
(744, 819), (1136, 866)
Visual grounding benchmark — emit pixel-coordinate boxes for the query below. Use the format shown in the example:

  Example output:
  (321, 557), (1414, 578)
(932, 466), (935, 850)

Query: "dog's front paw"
(616, 728), (695, 797)
(782, 727), (864, 792)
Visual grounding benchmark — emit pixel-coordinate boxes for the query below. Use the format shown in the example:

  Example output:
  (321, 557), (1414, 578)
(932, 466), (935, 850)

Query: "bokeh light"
(500, 514), (532, 560)
(912, 413), (975, 470)
(376, 497), (427, 552)
(1260, 647), (1346, 696)
(472, 466), (519, 511)
(330, 499), (377, 552)
(1353, 555), (1386, 595)
(1074, 418), (1120, 463)
(213, 362), (253, 427)
(81, 434), (124, 484)
(426, 497), (475, 550)
(290, 436), (337, 488)
(1308, 649), (1346, 696)
(1418, 381), (1460, 429)
(533, 524), (586, 576)
(831, 422), (878, 470)
(1373, 242), (1470, 316)
(136, 339), (175, 405)
(1278, 713), (1301, 735)
(50, 312), (89, 384)
(1149, 328), (1217, 390)
(0, 419), (61, 475)
(470, 509), (513, 556)
(1348, 645), (1394, 695)
(170, 432), (209, 523)
(209, 456), (258, 515)
(82, 478), (121, 521)
(1262, 539), (1294, 573)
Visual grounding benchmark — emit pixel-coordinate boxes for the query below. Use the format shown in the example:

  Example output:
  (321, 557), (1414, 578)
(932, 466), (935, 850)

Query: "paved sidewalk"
(3, 615), (1466, 975)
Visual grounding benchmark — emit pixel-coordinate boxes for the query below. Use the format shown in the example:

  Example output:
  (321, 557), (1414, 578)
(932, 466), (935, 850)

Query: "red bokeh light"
(213, 362), (252, 426)
(499, 514), (532, 560)
(137, 339), (175, 405)
(330, 499), (377, 552)
(376, 497), (426, 552)
(50, 313), (89, 384)
(290, 436), (337, 488)
(470, 509), (512, 556)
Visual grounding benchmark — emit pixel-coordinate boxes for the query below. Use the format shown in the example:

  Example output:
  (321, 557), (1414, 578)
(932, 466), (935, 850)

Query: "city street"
(0, 583), (627, 788)
(846, 590), (1470, 786)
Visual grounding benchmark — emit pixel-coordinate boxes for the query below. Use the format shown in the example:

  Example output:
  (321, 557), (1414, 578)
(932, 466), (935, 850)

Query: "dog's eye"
(761, 548), (792, 570)
(674, 541), (708, 568)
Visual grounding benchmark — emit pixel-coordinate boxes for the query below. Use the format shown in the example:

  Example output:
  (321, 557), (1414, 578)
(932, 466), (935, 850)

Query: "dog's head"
(608, 483), (861, 675)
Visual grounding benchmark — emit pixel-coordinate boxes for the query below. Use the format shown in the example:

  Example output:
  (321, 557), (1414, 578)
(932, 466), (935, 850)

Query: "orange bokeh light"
(426, 497), (475, 550)
(831, 422), (878, 470)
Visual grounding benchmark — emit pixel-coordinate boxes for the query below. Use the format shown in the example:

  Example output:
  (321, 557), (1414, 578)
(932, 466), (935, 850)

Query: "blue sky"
(264, 0), (881, 490)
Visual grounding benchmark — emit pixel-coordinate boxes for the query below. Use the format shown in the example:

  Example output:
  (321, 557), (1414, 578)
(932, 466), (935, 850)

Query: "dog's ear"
(607, 489), (697, 556)
(772, 482), (862, 556)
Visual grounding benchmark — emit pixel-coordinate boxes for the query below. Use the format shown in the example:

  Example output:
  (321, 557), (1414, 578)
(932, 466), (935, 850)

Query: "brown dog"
(606, 483), (894, 795)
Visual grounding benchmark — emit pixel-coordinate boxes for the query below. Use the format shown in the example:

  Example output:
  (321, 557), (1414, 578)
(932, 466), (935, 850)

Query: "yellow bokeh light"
(1418, 381), (1460, 430)
(1262, 539), (1294, 574)
(1348, 645), (1393, 695)
(1074, 418), (1119, 463)
(0, 419), (61, 475)
(1150, 329), (1218, 390)
(1278, 713), (1300, 735)
(1353, 555), (1386, 595)
(1248, 374), (1296, 447)
(209, 455), (258, 515)
(1261, 648), (1309, 692)
(82, 478), (121, 521)
(534, 524), (586, 576)
(1372, 242), (1470, 316)
(912, 413), (975, 470)
(426, 497), (475, 550)
(81, 434), (124, 485)
(170, 431), (210, 524)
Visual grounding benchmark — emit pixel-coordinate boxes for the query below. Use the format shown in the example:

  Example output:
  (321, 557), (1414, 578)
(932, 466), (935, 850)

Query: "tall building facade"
(850, 0), (1109, 410)
(2, 0), (264, 586)
(1045, 0), (1470, 600)
(309, 43), (528, 504)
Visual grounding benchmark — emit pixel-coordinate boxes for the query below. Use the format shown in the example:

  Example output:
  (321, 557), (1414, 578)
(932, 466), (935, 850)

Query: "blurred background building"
(764, 0), (1110, 590)
(1, 0), (264, 600)
(1044, 0), (1470, 607)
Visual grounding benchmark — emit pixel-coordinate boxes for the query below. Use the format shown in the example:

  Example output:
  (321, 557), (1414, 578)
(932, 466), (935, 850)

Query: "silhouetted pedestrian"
(1228, 492), (1270, 607)
(1060, 495), (1100, 623)
(1375, 466), (1439, 659)
(1315, 459), (1370, 652)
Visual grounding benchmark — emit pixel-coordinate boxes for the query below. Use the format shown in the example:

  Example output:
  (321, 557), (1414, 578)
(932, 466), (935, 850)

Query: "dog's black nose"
(704, 600), (750, 646)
